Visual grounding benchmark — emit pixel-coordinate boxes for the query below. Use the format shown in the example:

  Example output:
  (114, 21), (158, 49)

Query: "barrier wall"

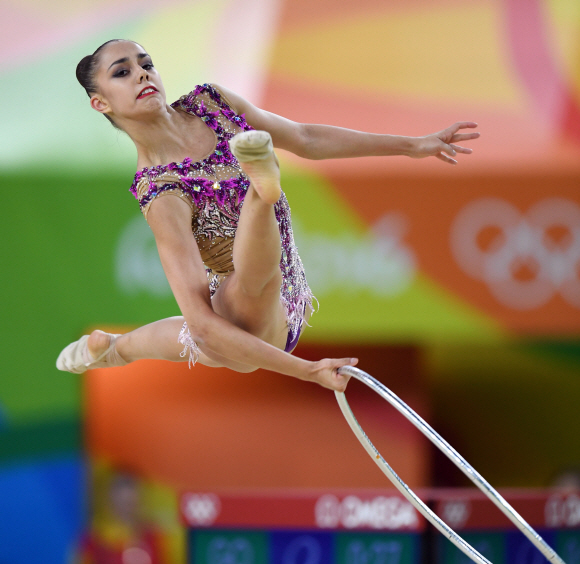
(179, 488), (580, 564)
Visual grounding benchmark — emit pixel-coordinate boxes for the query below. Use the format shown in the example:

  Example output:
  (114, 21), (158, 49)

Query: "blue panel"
(506, 529), (556, 564)
(336, 532), (420, 564)
(270, 531), (334, 564)
(0, 455), (87, 564)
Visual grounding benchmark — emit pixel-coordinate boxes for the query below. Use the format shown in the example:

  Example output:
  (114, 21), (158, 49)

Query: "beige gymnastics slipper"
(56, 333), (125, 374)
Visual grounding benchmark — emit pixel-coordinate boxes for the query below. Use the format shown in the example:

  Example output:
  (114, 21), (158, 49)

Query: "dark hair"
(76, 39), (127, 130)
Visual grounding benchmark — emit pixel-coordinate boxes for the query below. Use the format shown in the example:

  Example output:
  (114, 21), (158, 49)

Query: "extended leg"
(109, 317), (188, 362)
(115, 318), (257, 371)
(57, 317), (256, 373)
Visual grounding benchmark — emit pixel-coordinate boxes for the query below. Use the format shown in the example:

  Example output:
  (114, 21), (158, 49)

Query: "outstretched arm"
(146, 194), (357, 391)
(214, 83), (480, 165)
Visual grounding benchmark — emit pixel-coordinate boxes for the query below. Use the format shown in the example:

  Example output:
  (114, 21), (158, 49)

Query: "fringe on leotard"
(177, 289), (318, 369)
(178, 322), (202, 369)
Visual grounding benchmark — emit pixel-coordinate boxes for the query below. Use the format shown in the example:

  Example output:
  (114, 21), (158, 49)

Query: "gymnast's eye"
(143, 62), (154, 70)
(113, 69), (129, 77)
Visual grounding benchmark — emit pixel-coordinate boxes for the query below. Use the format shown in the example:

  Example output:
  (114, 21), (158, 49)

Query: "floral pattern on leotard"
(129, 83), (316, 367)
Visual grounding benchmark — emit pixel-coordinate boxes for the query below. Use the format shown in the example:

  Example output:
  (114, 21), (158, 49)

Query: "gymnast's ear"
(90, 95), (110, 114)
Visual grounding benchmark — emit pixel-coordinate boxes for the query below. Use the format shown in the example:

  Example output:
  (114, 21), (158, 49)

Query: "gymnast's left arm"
(213, 83), (480, 166)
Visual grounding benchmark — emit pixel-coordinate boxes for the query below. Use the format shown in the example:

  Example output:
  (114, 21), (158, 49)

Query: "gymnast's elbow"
(181, 302), (214, 344)
(296, 124), (323, 160)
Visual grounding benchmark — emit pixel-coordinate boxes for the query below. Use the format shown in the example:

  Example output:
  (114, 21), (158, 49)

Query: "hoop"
(336, 366), (565, 564)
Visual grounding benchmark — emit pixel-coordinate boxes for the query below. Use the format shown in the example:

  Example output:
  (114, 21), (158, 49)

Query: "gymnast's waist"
(198, 235), (235, 275)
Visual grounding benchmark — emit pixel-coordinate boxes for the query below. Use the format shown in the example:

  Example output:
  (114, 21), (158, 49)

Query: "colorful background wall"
(1, 0), (579, 562)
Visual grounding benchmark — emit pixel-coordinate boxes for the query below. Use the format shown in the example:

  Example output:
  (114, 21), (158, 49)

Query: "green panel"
(556, 530), (580, 564)
(335, 532), (419, 564)
(0, 417), (81, 462)
(191, 530), (268, 564)
(1, 171), (178, 425)
(437, 532), (505, 564)
(525, 340), (580, 366)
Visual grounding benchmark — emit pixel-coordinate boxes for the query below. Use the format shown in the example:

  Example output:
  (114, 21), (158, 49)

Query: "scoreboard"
(179, 489), (580, 564)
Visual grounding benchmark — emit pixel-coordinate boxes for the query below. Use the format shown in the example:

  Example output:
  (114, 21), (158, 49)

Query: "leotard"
(129, 83), (315, 366)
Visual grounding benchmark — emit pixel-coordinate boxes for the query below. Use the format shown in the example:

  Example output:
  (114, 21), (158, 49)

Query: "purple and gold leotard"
(129, 83), (315, 366)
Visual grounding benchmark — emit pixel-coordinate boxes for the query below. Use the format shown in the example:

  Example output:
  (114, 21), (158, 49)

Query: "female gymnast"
(56, 39), (479, 392)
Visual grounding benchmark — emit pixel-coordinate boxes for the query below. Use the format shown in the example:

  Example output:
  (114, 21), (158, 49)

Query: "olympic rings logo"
(545, 493), (580, 528)
(207, 537), (255, 564)
(181, 492), (221, 526)
(440, 500), (471, 529)
(450, 198), (580, 310)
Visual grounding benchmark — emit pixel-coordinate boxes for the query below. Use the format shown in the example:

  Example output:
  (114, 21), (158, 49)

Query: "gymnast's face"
(90, 40), (167, 125)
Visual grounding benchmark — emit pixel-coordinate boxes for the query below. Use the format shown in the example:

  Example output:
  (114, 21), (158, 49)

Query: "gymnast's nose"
(137, 65), (149, 83)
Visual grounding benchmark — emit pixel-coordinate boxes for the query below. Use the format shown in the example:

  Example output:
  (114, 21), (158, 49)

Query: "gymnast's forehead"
(98, 40), (150, 70)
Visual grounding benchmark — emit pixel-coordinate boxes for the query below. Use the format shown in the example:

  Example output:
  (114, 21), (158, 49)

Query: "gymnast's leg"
(89, 317), (186, 363)
(77, 317), (257, 372)
(211, 132), (288, 350)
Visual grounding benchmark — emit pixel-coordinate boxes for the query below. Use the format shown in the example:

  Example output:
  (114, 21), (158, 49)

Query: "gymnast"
(56, 39), (479, 391)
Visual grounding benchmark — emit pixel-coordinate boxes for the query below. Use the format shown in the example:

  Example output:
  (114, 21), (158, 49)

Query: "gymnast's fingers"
(450, 143), (472, 154)
(451, 132), (480, 142)
(436, 152), (457, 165)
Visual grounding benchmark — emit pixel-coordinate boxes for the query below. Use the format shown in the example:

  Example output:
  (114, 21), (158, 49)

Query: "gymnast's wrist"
(403, 136), (420, 158)
(295, 359), (317, 383)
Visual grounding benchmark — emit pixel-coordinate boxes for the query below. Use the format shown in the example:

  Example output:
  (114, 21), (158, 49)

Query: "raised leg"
(212, 133), (289, 348)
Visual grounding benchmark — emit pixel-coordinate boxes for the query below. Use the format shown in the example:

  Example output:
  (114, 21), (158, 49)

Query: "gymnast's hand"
(410, 122), (480, 165)
(308, 358), (359, 392)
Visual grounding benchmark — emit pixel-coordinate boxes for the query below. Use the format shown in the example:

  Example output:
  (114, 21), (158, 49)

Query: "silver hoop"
(336, 366), (565, 564)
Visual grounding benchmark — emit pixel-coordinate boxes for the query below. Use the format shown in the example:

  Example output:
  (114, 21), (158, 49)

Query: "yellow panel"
(270, 2), (525, 108)
(545, 0), (580, 102)
(135, 0), (229, 99)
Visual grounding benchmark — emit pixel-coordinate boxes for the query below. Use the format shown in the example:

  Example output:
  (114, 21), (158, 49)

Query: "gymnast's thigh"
(211, 273), (289, 351)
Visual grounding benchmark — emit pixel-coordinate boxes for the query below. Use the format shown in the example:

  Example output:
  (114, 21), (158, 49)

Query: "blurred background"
(1, 0), (579, 562)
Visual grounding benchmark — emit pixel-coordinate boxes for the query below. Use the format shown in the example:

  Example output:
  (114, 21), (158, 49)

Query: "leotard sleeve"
(132, 170), (196, 222)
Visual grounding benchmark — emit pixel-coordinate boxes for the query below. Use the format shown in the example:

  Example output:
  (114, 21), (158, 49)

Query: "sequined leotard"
(129, 83), (315, 367)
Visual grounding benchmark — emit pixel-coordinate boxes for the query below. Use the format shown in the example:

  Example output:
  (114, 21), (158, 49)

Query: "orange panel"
(326, 173), (580, 334)
(276, 0), (465, 33)
(85, 344), (431, 490)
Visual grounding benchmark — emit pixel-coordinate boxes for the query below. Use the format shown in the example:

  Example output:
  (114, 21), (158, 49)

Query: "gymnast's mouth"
(137, 86), (158, 99)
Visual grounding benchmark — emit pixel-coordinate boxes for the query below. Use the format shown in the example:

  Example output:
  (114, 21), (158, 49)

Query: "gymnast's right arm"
(146, 194), (356, 391)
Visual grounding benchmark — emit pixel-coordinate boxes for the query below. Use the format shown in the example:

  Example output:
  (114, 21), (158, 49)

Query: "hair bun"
(76, 55), (94, 93)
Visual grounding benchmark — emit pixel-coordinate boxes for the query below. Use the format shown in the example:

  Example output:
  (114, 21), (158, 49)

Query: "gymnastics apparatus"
(335, 365), (566, 564)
